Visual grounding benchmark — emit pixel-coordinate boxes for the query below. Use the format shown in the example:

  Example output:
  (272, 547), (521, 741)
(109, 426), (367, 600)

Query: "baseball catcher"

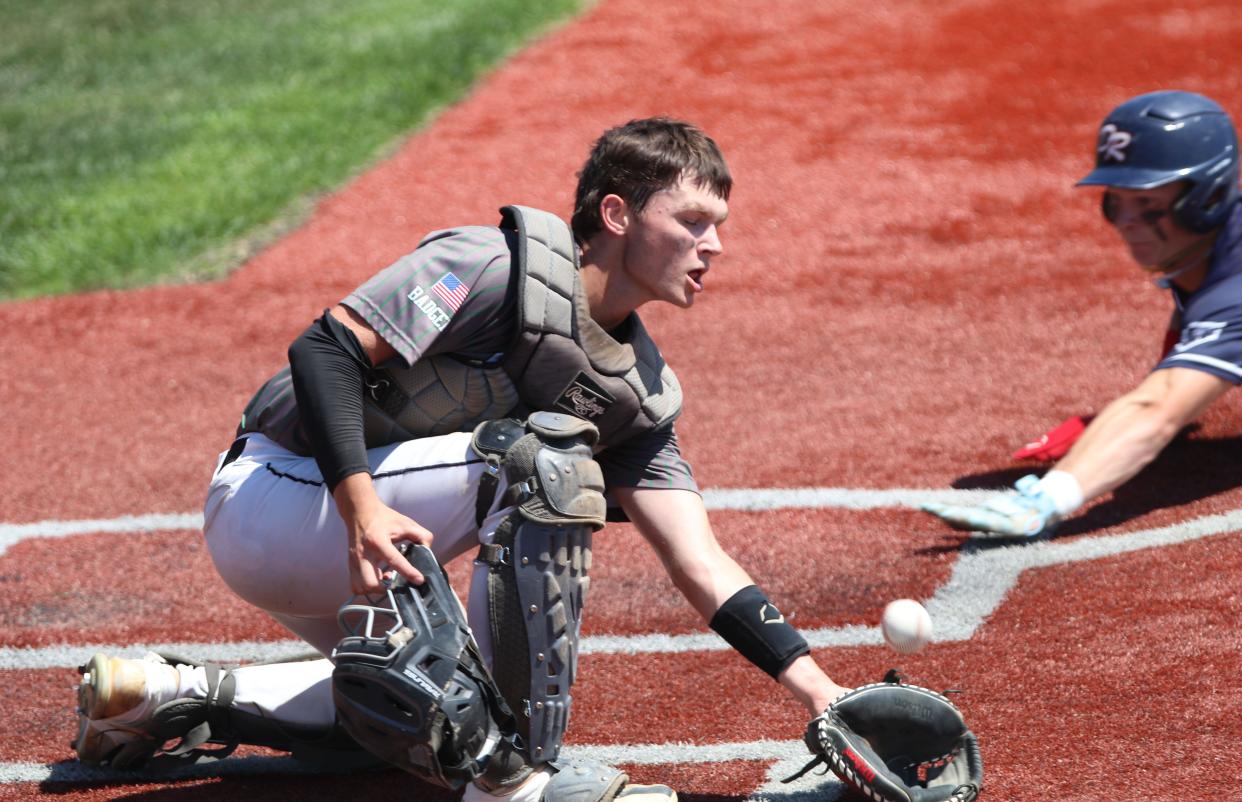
(787, 671), (983, 802)
(74, 117), (872, 802)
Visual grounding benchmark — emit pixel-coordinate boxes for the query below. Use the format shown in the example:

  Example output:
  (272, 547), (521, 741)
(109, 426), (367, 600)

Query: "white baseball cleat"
(613, 784), (677, 801)
(543, 761), (677, 802)
(467, 762), (677, 802)
(73, 652), (181, 766)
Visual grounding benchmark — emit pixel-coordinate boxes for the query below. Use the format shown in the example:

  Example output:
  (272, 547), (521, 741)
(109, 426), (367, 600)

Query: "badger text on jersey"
(406, 285), (453, 331)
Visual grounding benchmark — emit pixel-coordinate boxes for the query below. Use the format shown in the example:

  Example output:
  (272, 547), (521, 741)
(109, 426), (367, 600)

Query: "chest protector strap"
(472, 412), (606, 764)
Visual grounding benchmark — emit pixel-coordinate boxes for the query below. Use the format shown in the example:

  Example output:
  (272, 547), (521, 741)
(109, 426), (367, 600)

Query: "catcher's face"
(621, 175), (728, 310)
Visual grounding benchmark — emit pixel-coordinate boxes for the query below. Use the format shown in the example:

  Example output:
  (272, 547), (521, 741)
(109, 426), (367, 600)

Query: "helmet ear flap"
(1176, 183), (1233, 232)
(1101, 191), (1118, 224)
(1170, 182), (1204, 232)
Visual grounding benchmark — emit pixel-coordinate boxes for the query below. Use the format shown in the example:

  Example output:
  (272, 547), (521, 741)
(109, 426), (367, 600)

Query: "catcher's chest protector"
(359, 206), (681, 448)
(499, 205), (683, 446)
(362, 352), (520, 446)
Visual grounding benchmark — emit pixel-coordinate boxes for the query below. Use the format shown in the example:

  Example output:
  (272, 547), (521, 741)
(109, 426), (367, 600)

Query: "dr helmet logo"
(1098, 123), (1133, 163)
(553, 372), (615, 420)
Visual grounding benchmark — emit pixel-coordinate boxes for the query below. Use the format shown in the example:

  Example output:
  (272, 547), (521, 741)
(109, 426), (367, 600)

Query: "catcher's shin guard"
(472, 412), (606, 765)
(331, 543), (520, 790)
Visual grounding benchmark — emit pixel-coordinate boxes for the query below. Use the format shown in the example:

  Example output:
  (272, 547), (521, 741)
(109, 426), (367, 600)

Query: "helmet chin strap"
(1113, 198), (1214, 289)
(1152, 233), (1217, 289)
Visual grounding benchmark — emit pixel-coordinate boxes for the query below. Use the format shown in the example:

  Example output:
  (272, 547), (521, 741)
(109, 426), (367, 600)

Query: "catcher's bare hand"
(347, 502), (431, 593)
(333, 474), (431, 593)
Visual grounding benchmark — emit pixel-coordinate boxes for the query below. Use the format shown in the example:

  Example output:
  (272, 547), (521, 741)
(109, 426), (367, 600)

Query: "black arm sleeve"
(288, 311), (374, 491)
(710, 585), (810, 680)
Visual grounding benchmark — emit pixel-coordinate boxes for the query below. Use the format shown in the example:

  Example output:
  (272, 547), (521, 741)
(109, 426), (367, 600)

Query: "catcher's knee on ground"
(75, 651), (370, 771)
(471, 412), (606, 765)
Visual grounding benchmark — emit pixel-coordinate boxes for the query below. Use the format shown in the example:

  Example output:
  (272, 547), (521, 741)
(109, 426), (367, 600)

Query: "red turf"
(3, 0), (1242, 799)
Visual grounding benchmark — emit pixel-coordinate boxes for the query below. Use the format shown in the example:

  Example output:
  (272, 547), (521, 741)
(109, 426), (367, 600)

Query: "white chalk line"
(2, 739), (839, 800)
(5, 505), (1238, 672)
(0, 485), (996, 672)
(0, 628), (886, 671)
(0, 487), (1002, 557)
(4, 490), (1240, 794)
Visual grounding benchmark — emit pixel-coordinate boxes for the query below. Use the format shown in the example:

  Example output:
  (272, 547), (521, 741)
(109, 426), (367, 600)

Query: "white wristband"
(1035, 470), (1084, 516)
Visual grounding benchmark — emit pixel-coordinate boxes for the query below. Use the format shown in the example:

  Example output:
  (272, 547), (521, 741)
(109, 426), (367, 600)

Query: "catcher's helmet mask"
(331, 544), (518, 790)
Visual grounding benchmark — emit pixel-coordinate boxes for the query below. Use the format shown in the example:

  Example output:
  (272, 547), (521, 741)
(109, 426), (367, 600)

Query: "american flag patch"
(430, 272), (470, 311)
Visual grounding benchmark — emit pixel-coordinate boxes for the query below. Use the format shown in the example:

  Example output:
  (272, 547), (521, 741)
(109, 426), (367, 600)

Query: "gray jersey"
(239, 224), (696, 492)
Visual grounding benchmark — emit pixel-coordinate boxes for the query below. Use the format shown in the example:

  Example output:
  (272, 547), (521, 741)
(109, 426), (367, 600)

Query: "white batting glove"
(921, 475), (1059, 538)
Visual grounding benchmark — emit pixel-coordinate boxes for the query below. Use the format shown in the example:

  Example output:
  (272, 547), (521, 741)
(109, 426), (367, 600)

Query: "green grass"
(0, 0), (584, 299)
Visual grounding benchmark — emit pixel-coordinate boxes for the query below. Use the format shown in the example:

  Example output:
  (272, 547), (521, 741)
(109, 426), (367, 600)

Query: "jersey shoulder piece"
(237, 226), (519, 453)
(344, 226), (517, 367)
(1155, 211), (1242, 384)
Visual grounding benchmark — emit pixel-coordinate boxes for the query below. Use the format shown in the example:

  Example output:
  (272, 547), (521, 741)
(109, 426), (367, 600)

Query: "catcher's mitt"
(788, 671), (983, 802)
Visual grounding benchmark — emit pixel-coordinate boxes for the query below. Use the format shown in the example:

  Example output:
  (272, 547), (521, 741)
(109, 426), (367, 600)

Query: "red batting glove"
(1011, 414), (1095, 461)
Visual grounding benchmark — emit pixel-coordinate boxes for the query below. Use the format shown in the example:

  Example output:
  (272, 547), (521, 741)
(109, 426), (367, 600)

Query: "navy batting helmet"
(1077, 90), (1240, 232)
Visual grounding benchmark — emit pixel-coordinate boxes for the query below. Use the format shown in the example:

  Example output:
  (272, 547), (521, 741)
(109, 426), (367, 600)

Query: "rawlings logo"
(563, 386), (606, 418)
(1098, 123), (1133, 163)
(554, 372), (615, 420)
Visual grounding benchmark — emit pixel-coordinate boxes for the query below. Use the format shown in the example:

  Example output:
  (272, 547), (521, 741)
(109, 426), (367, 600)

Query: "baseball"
(881, 599), (933, 654)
